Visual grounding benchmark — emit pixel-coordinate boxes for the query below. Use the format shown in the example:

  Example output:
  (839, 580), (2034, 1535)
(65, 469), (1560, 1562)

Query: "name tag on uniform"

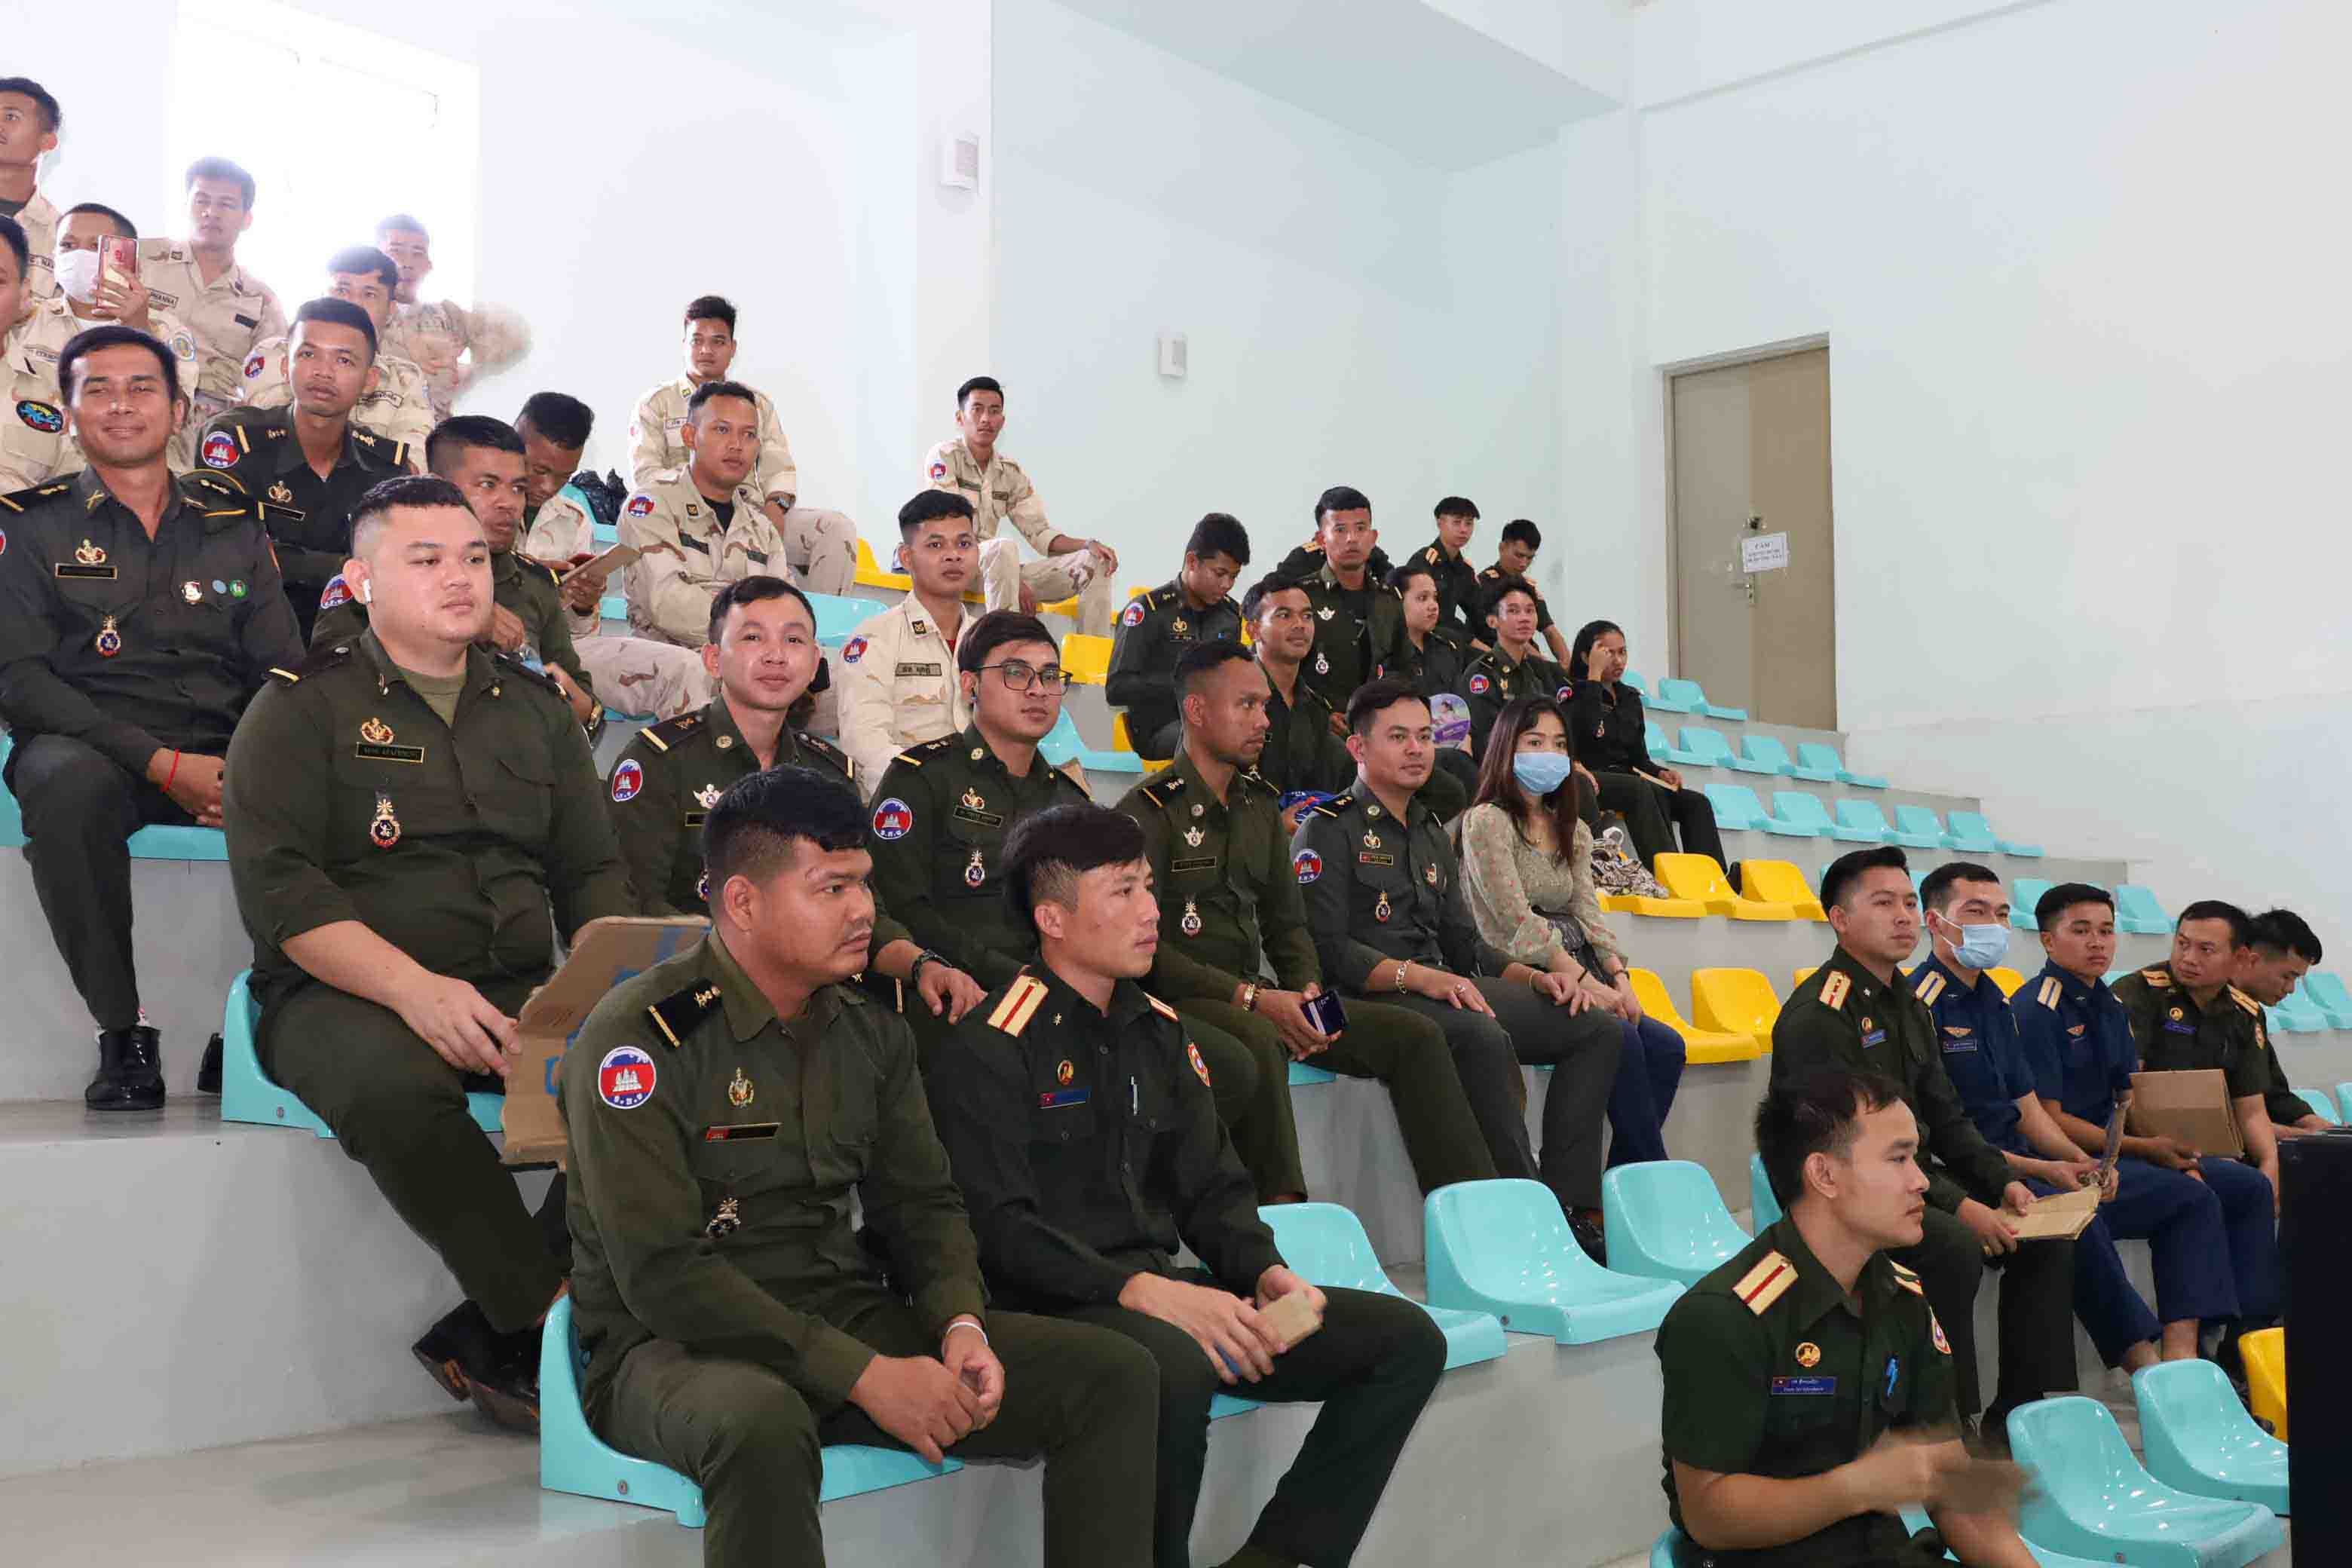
(355, 742), (426, 764)
(1359, 853), (1394, 866)
(1037, 1088), (1089, 1109)
(703, 1122), (781, 1142)
(1861, 1029), (1887, 1047)
(257, 501), (308, 524)
(233, 312), (258, 329)
(55, 563), (118, 580)
(1770, 1377), (1837, 1395)
(684, 812), (708, 827)
(1171, 856), (1217, 872)
(1941, 1029), (1977, 1053)
(2162, 1020), (2197, 1036)
(896, 662), (942, 677)
(953, 805), (1003, 828)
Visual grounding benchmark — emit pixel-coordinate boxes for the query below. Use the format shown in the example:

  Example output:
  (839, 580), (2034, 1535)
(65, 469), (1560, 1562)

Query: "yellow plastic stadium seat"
(1657, 853), (1796, 920)
(2240, 1327), (2286, 1441)
(1627, 969), (1756, 1064)
(1062, 633), (1112, 686)
(1111, 712), (1137, 752)
(1735, 860), (1827, 921)
(1599, 891), (1707, 919)
(1692, 968), (1782, 1052)
(1793, 966), (1817, 991)
(1039, 596), (1080, 620)
(853, 537), (912, 592)
(1988, 966), (2026, 998)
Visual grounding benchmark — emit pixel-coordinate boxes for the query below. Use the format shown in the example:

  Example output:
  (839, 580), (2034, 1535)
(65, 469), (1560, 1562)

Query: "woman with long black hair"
(1563, 619), (1727, 871)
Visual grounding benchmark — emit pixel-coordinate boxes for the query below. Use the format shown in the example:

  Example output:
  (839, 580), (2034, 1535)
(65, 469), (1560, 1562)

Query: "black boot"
(196, 1034), (223, 1095)
(86, 1025), (165, 1111)
(412, 1299), (543, 1434)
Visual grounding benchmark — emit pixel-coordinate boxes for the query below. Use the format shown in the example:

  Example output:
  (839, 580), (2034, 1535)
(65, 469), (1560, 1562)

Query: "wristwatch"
(1239, 982), (1260, 1014)
(908, 949), (948, 990)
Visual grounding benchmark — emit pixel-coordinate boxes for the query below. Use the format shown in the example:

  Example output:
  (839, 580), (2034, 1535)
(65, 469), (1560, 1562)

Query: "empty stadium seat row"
(1646, 727), (1888, 789)
(1700, 784), (2041, 857)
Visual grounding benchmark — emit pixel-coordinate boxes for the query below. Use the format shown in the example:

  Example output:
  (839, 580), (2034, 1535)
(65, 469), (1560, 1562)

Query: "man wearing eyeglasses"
(864, 611), (1095, 1009)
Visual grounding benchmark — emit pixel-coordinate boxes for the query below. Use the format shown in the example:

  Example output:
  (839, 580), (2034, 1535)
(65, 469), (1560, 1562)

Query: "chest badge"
(1191, 803), (1204, 817)
(369, 792), (402, 849)
(1425, 864), (1440, 886)
(696, 870), (709, 903)
(704, 1196), (741, 1239)
(714, 734), (733, 750)
(728, 1067), (755, 1108)
(1860, 1015), (1874, 1034)
(1316, 607), (1334, 621)
(2168, 1006), (2185, 1021)
(695, 783), (723, 809)
(1796, 1341), (1821, 1368)
(964, 848), (987, 887)
(1171, 617), (1188, 633)
(1365, 804), (1382, 819)
(1184, 825), (1205, 847)
(1374, 890), (1392, 923)
(969, 747), (985, 761)
(1362, 831), (1381, 849)
(75, 538), (107, 566)
(230, 580), (247, 599)
(360, 716), (394, 745)
(1055, 1059), (1074, 1086)
(181, 580), (203, 604)
(1188, 1040), (1213, 1087)
(94, 615), (124, 657)
(1314, 649), (1330, 675)
(266, 480), (293, 504)
(961, 786), (988, 812)
(1181, 900), (1203, 937)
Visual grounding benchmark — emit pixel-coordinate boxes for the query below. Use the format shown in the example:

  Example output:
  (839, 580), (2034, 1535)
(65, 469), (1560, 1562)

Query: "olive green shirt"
(2110, 964), (2271, 1101)
(865, 725), (1092, 989)
(1105, 578), (1242, 748)
(313, 547), (599, 712)
(1770, 947), (2016, 1214)
(222, 630), (632, 1006)
(1113, 752), (1319, 1005)
(1297, 561), (1404, 712)
(1292, 782), (1508, 991)
(561, 929), (986, 1413)
(198, 404), (409, 610)
(1657, 1217), (1955, 1566)
(1256, 663), (1353, 798)
(1462, 643), (1572, 761)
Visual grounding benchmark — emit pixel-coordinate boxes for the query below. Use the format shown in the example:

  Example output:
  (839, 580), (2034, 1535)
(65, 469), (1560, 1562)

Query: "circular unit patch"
(598, 1045), (657, 1110)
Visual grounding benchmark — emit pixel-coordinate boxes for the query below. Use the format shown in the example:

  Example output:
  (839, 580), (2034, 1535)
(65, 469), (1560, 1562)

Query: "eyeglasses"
(974, 660), (1067, 693)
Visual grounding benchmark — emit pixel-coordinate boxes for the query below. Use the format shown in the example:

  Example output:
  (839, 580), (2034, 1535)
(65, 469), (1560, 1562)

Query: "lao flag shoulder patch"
(610, 758), (645, 803)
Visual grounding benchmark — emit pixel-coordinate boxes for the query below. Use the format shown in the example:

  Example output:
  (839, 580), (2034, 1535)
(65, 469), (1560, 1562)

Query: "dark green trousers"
(1181, 1004), (1306, 1199)
(592, 1302), (1159, 1568)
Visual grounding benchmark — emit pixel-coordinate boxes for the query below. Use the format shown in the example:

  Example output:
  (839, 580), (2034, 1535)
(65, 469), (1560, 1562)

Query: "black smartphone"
(1304, 991), (1347, 1035)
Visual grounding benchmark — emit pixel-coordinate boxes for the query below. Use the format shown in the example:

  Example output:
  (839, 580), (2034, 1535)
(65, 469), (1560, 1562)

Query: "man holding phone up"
(1114, 642), (1498, 1206)
(33, 206), (203, 470)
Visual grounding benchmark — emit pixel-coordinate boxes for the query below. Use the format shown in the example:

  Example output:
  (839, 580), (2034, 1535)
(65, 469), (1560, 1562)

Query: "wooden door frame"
(1660, 332), (1831, 707)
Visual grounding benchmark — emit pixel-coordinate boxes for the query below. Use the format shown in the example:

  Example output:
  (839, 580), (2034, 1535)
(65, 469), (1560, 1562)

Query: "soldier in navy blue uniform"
(2011, 884), (2277, 1358)
(1912, 866), (2236, 1374)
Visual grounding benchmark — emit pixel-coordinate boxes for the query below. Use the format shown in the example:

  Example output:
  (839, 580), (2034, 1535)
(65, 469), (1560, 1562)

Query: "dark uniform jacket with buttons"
(1908, 956), (2036, 1156)
(2110, 964), (2272, 1106)
(1655, 1217), (1955, 1566)
(1566, 678), (1659, 777)
(1473, 563), (1553, 637)
(2011, 962), (2138, 1129)
(1293, 787), (1508, 991)
(222, 629), (632, 1009)
(1461, 643), (1573, 761)
(929, 966), (1287, 1312)
(562, 930), (986, 1413)
(1413, 539), (1481, 638)
(1105, 578), (1242, 749)
(1256, 666), (1354, 799)
(1274, 536), (1392, 590)
(197, 404), (410, 603)
(1297, 562), (1405, 713)
(312, 547), (599, 712)
(0, 467), (300, 776)
(1374, 623), (1472, 709)
(1772, 947), (2016, 1214)
(865, 726), (1092, 990)
(1113, 754), (1319, 1006)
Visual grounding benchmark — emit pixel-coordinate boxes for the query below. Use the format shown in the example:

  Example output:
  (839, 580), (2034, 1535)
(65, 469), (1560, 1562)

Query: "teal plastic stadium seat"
(1423, 1178), (1683, 1345)
(1652, 727), (1704, 767)
(1658, 677), (1744, 721)
(220, 969), (503, 1138)
(804, 592), (870, 644)
(1703, 782), (1766, 831)
(2304, 971), (2352, 1028)
(1649, 1529), (1683, 1566)
(1832, 800), (1897, 845)
(1037, 712), (1142, 774)
(1894, 1508), (2117, 1567)
(1748, 1152), (1783, 1230)
(1644, 727), (1669, 762)
(1621, 670), (1646, 694)
(1942, 810), (1998, 854)
(2268, 989), (2328, 1035)
(1602, 1161), (1751, 1287)
(1998, 839), (2046, 859)
(1738, 735), (1796, 776)
(0, 734), (227, 857)
(2009, 878), (2056, 932)
(1764, 790), (1831, 838)
(599, 593), (627, 622)
(1891, 804), (1952, 848)
(2132, 1360), (2289, 1514)
(540, 1295), (958, 1525)
(1677, 725), (1738, 770)
(2115, 883), (2172, 936)
(2295, 1086), (2338, 1123)
(1260, 1201), (1504, 1370)
(1642, 675), (1695, 713)
(1783, 743), (1840, 783)
(2005, 1395), (2283, 1567)
(1798, 741), (1887, 789)
(1287, 1061), (1337, 1086)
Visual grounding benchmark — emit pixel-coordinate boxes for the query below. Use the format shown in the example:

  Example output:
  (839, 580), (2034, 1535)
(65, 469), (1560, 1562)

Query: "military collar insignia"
(715, 734), (734, 749)
(1315, 606), (1335, 620)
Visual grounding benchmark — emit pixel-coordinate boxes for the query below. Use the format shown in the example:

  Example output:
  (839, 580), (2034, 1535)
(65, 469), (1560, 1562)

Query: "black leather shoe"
(412, 1300), (496, 1404)
(1569, 1211), (1608, 1266)
(196, 1034), (223, 1095)
(412, 1300), (541, 1433)
(86, 1025), (166, 1111)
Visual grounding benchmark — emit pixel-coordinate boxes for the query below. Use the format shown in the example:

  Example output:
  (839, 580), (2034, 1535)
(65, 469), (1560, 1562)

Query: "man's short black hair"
(1434, 495), (1479, 520)
(687, 378), (758, 422)
(349, 473), (472, 556)
(375, 213), (429, 242)
(707, 574), (813, 647)
(326, 245), (400, 295)
(1174, 640), (1256, 706)
(1820, 845), (1909, 911)
(2249, 909), (2322, 965)
(1346, 677), (1428, 737)
(185, 156), (256, 209)
(2035, 882), (2113, 930)
(957, 375), (1003, 408)
(1478, 576), (1539, 624)
(705, 765), (866, 896)
(2178, 900), (2252, 949)
(684, 294), (737, 332)
(57, 326), (182, 408)
(958, 610), (1057, 675)
(0, 215), (28, 280)
(1755, 1067), (1909, 1217)
(1315, 485), (1371, 526)
(1386, 559), (1438, 596)
(1002, 802), (1145, 931)
(1920, 861), (2001, 915)
(292, 296), (378, 360)
(1185, 512), (1250, 567)
(516, 391), (593, 451)
(1242, 572), (1306, 623)
(1499, 519), (1541, 550)
(0, 77), (61, 135)
(899, 487), (975, 537)
(424, 415), (524, 479)
(61, 202), (136, 240)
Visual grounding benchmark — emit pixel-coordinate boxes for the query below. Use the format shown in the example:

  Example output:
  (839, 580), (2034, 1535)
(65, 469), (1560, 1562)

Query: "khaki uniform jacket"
(519, 488), (605, 640)
(238, 334), (434, 462)
(222, 630), (632, 1006)
(629, 376), (797, 501)
(382, 297), (531, 420)
(922, 436), (1055, 553)
(835, 596), (972, 790)
(617, 468), (783, 648)
(311, 548), (599, 714)
(1770, 946), (2017, 1213)
(16, 189), (58, 300)
(0, 467), (300, 774)
(1114, 754), (1320, 1006)
(561, 930), (986, 1411)
(2, 297), (204, 487)
(136, 240), (286, 416)
(1293, 786), (1507, 991)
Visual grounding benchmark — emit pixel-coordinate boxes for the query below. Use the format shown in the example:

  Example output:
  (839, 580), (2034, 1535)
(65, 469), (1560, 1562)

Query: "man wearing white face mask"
(42, 205), (202, 467)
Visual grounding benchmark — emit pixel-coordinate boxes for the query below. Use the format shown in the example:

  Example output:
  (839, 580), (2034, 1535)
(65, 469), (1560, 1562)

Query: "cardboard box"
(2130, 1067), (2244, 1159)
(503, 916), (709, 1165)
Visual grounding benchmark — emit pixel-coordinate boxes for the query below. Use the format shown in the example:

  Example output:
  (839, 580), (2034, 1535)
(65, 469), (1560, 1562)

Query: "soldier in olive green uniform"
(224, 476), (634, 1419)
(315, 541), (595, 700)
(563, 766), (1155, 1568)
(1413, 496), (1484, 638)
(1462, 579), (1573, 763)
(2112, 966), (2276, 1110)
(1298, 558), (1404, 715)
(1104, 511), (1250, 762)
(1242, 574), (1355, 807)
(1772, 849), (2077, 1427)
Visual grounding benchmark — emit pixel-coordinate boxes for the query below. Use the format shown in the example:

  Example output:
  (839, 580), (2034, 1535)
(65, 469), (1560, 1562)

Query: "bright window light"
(164, 0), (480, 308)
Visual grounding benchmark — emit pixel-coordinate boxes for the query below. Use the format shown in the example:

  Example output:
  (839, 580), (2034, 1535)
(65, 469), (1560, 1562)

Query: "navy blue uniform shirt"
(1908, 955), (2035, 1155)
(2011, 961), (2138, 1128)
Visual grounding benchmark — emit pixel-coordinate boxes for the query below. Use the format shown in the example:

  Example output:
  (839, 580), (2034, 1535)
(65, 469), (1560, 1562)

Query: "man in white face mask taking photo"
(26, 205), (202, 468)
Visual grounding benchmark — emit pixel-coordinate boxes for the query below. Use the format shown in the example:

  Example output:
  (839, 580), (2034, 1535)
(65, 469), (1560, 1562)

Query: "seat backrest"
(1692, 967), (1781, 1037)
(1748, 1151), (1784, 1229)
(1627, 968), (1689, 1027)
(1893, 804), (1943, 836)
(1038, 711), (1086, 767)
(1986, 966), (2026, 997)
(1606, 1161), (1739, 1256)
(806, 592), (871, 643)
(1703, 782), (1766, 825)
(1743, 735), (1793, 768)
(1948, 810), (1992, 837)
(1657, 852), (1734, 902)
(2116, 884), (2168, 922)
(2308, 971), (2352, 1010)
(1061, 632), (1113, 684)
(2006, 1395), (2142, 1497)
(1622, 670), (1648, 693)
(2297, 1086), (2340, 1124)
(1741, 859), (1812, 905)
(1645, 727), (1669, 758)
(1680, 725), (1733, 761)
(2012, 877), (2056, 917)
(1796, 741), (1844, 773)
(1428, 1178), (1576, 1294)
(1657, 677), (1706, 706)
(1259, 1202), (1392, 1294)
(1835, 798), (1889, 831)
(1772, 791), (1831, 828)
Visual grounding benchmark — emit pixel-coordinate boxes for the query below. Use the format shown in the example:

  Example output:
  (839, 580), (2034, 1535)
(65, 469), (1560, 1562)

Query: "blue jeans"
(1604, 1015), (1686, 1167)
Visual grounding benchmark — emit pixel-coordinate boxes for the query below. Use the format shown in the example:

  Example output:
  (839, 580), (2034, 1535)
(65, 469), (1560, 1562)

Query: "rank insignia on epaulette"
(2036, 977), (2061, 1009)
(646, 982), (725, 1049)
(2229, 987), (2262, 1016)
(1735, 1252), (1796, 1315)
(1821, 972), (1851, 1011)
(1145, 993), (1181, 1022)
(2143, 969), (2172, 988)
(1890, 1261), (1925, 1296)
(1914, 972), (1946, 1007)
(988, 975), (1050, 1036)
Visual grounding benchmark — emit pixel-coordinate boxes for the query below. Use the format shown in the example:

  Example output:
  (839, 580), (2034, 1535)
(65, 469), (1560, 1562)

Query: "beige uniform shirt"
(628, 375), (797, 501)
(238, 334), (434, 462)
(15, 188), (58, 301)
(135, 239), (286, 421)
(521, 487), (606, 639)
(382, 297), (531, 420)
(922, 436), (1055, 554)
(835, 595), (972, 792)
(616, 467), (784, 648)
(0, 298), (203, 488)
